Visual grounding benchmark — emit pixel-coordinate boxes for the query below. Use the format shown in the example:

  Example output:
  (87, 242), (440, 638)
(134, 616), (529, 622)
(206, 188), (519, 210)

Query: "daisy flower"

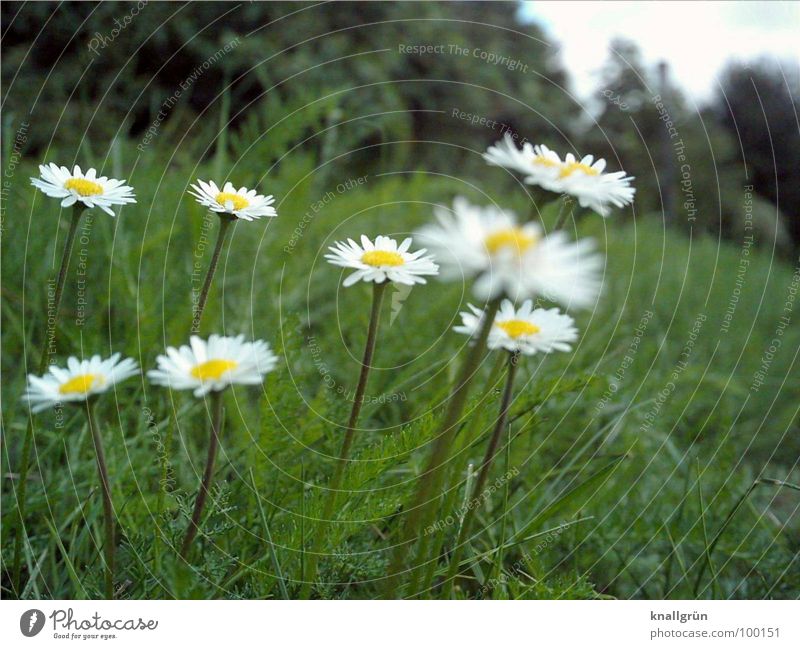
(325, 235), (439, 287)
(445, 300), (577, 588)
(147, 334), (278, 397)
(483, 137), (636, 216)
(455, 299), (578, 355)
(554, 153), (636, 217)
(305, 235), (437, 594)
(23, 352), (137, 597)
(30, 164), (136, 216)
(187, 180), (276, 330)
(483, 134), (563, 188)
(24, 353), (139, 412)
(188, 179), (277, 221)
(148, 335), (277, 558)
(415, 197), (602, 308)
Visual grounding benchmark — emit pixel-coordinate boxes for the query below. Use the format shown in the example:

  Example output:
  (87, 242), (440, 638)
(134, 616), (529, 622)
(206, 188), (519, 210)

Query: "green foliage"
(2, 110), (798, 597)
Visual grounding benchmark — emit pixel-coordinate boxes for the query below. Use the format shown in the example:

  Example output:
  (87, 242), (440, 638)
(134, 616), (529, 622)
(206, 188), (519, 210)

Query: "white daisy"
(324, 235), (439, 287)
(188, 179), (277, 221)
(554, 153), (636, 217)
(147, 334), (278, 397)
(483, 134), (563, 188)
(30, 164), (136, 216)
(415, 197), (602, 308)
(484, 137), (635, 216)
(455, 299), (578, 355)
(24, 353), (139, 413)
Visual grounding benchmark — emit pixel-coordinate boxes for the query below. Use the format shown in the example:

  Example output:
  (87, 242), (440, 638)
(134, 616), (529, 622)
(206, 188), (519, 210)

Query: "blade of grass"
(20, 547), (47, 599)
(448, 516), (595, 572)
(664, 526), (690, 597)
(249, 469), (290, 599)
(662, 464), (693, 596)
(44, 518), (89, 599)
(491, 422), (513, 592)
(693, 477), (800, 596)
(515, 455), (625, 541)
(419, 469), (466, 596)
(695, 460), (718, 598)
(213, 78), (231, 181)
(299, 461), (306, 591)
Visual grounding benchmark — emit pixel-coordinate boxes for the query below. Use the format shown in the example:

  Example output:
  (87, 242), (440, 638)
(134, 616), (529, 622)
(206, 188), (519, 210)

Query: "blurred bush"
(3, 2), (797, 250)
(1, 2), (574, 165)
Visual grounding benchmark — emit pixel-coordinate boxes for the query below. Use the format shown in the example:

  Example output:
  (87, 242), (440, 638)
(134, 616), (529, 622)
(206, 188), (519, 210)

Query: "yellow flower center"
(559, 161), (600, 179)
(484, 228), (537, 256)
(64, 177), (104, 197)
(191, 359), (238, 381)
(215, 192), (249, 211)
(532, 155), (559, 168)
(59, 373), (101, 395)
(496, 319), (540, 339)
(361, 250), (405, 267)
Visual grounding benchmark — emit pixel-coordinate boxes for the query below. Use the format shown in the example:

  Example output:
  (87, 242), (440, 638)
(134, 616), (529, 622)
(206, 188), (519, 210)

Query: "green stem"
(86, 400), (115, 599)
(301, 281), (387, 598)
(12, 204), (84, 595)
(192, 216), (233, 334)
(444, 351), (519, 596)
(416, 353), (507, 593)
(453, 352), (507, 451)
(180, 390), (225, 559)
(386, 296), (502, 598)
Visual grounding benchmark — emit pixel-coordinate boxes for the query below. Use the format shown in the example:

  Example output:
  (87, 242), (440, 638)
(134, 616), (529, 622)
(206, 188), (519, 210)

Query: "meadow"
(2, 120), (798, 599)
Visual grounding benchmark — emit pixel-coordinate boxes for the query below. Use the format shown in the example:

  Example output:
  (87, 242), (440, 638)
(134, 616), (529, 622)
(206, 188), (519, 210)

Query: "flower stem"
(386, 296), (502, 598)
(444, 351), (519, 596)
(12, 204), (84, 595)
(85, 400), (116, 599)
(192, 216), (233, 334)
(180, 390), (224, 559)
(300, 281), (388, 598)
(416, 353), (508, 593)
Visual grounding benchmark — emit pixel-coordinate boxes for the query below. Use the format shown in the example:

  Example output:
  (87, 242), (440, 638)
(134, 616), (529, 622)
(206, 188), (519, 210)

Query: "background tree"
(714, 61), (800, 249)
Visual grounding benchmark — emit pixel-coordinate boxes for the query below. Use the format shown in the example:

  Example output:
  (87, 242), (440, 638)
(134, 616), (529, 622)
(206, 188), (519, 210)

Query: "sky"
(519, 1), (800, 103)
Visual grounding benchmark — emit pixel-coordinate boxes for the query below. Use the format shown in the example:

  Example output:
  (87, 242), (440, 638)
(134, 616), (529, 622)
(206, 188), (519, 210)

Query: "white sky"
(519, 1), (800, 102)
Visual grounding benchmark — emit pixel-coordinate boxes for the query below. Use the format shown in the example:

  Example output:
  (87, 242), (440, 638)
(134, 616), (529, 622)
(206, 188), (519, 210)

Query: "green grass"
(2, 133), (799, 600)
